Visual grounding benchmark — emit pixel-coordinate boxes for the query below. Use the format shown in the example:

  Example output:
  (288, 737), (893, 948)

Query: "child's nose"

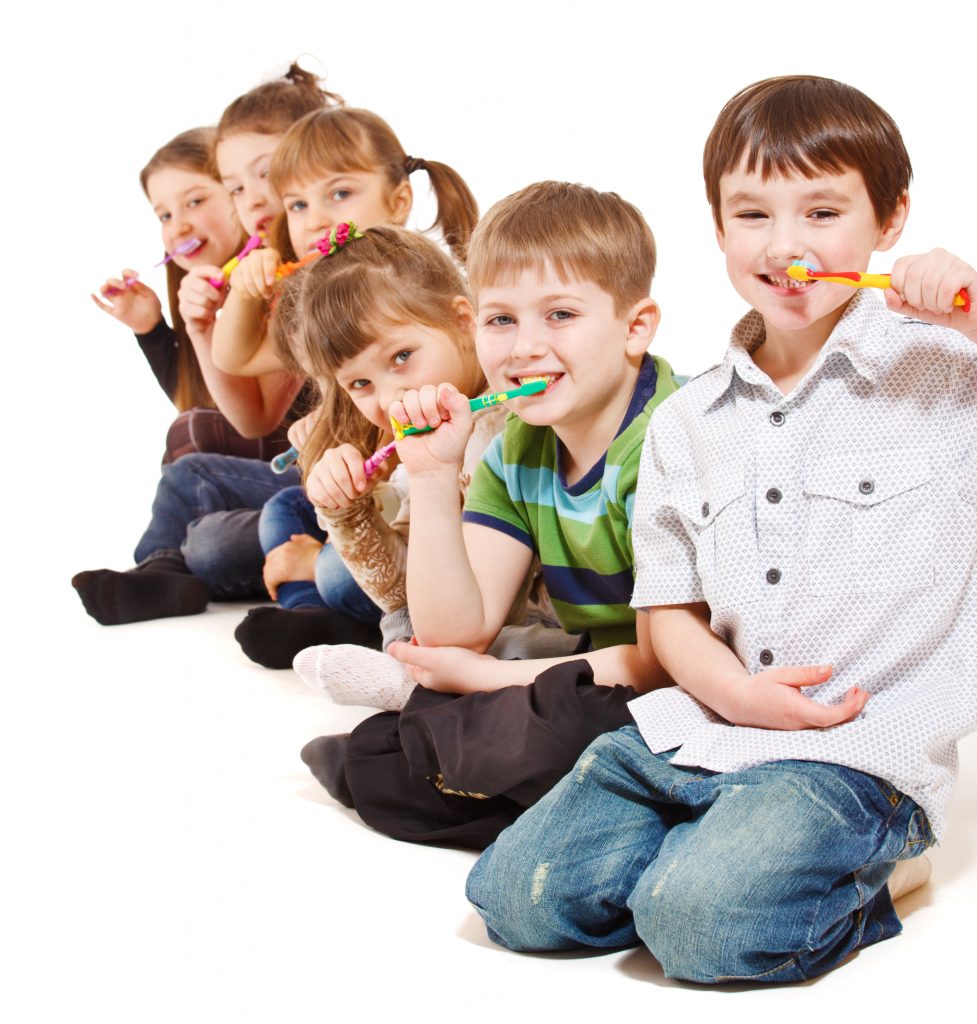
(510, 324), (547, 361)
(766, 221), (806, 263)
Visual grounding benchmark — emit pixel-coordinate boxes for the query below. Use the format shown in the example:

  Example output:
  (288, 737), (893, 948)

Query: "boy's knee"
(468, 841), (576, 952)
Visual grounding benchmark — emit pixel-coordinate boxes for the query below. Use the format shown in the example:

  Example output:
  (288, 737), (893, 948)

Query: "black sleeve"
(134, 318), (180, 402)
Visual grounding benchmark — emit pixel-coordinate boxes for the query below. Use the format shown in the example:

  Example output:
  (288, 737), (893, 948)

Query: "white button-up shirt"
(628, 290), (977, 840)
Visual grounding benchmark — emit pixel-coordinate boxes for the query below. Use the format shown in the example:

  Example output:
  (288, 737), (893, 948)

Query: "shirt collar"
(708, 289), (888, 409)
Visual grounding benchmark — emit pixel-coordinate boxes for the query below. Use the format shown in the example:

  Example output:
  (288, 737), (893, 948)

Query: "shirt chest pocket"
(801, 448), (934, 596)
(678, 467), (752, 605)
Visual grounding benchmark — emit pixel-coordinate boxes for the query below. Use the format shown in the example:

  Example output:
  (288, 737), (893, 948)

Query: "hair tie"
(404, 156), (426, 175)
(316, 221), (364, 255)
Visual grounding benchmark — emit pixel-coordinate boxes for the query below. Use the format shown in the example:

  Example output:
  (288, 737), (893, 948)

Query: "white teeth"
(766, 274), (813, 289)
(518, 374), (560, 385)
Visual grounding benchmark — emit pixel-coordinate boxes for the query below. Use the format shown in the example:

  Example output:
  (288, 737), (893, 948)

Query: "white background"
(3, 2), (976, 1021)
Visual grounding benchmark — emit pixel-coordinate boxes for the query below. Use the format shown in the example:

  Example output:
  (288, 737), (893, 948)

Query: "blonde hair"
(467, 181), (657, 315)
(269, 107), (478, 263)
(271, 226), (484, 474)
(139, 127), (245, 410)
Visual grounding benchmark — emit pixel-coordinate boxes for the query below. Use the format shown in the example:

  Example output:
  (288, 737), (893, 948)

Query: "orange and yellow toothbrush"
(787, 260), (971, 312)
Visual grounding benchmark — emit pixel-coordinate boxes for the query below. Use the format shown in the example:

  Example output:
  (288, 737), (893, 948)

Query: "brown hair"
(139, 127), (245, 410)
(269, 107), (478, 263)
(703, 75), (912, 228)
(271, 226), (484, 474)
(215, 60), (343, 146)
(466, 181), (656, 315)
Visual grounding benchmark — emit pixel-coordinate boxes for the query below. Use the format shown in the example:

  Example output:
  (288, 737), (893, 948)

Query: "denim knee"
(257, 486), (322, 554)
(183, 509), (265, 600)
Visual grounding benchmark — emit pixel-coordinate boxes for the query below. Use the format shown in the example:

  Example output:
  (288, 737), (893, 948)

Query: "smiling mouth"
(762, 273), (814, 290)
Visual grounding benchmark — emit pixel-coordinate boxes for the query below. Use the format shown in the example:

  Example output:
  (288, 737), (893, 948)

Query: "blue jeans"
(134, 453), (300, 600)
(257, 486), (381, 623)
(466, 725), (932, 983)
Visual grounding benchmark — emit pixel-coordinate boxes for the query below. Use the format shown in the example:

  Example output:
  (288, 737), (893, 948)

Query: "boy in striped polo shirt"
(303, 182), (679, 847)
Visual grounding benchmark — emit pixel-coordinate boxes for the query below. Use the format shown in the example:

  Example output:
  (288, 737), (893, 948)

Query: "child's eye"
(393, 350), (412, 366)
(485, 314), (515, 327)
(548, 309), (576, 322)
(810, 209), (840, 221)
(227, 186), (242, 198)
(348, 379), (370, 391)
(331, 189), (352, 202)
(188, 197), (204, 208)
(158, 212), (171, 224)
(734, 210), (766, 221)
(288, 200), (307, 213)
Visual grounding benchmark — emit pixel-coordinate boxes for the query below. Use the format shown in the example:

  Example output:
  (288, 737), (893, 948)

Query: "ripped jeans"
(467, 725), (932, 983)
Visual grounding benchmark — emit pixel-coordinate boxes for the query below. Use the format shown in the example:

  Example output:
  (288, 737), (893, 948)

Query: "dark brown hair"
(703, 75), (912, 228)
(271, 226), (484, 473)
(466, 181), (656, 315)
(269, 107), (478, 263)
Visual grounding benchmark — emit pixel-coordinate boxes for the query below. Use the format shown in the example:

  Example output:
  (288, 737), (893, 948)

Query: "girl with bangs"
(235, 226), (576, 678)
(73, 64), (341, 627)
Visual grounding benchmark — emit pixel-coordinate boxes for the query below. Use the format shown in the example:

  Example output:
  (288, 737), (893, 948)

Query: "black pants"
(344, 660), (636, 850)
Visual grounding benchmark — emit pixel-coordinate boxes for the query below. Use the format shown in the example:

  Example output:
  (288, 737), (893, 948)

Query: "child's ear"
(451, 295), (476, 333)
(875, 191), (910, 253)
(388, 181), (413, 225)
(624, 297), (661, 357)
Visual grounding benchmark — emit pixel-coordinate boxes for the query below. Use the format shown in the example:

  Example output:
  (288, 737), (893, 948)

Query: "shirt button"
(766, 487), (782, 504)
(759, 649), (774, 666)
(766, 568), (782, 584)
(770, 411), (785, 426)
(701, 502), (710, 518)
(859, 479), (875, 495)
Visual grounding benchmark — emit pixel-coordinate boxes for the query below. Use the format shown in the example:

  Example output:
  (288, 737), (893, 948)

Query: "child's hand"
(178, 265), (228, 331)
(886, 248), (977, 342)
(228, 247), (280, 301)
(390, 383), (473, 477)
(388, 641), (498, 694)
(90, 271), (162, 333)
(287, 411), (318, 452)
(306, 443), (379, 510)
(261, 533), (324, 600)
(725, 664), (869, 730)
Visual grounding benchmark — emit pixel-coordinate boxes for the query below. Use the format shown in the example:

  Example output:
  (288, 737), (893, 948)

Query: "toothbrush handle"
(859, 273), (970, 310)
(209, 233), (264, 289)
(271, 446), (299, 474)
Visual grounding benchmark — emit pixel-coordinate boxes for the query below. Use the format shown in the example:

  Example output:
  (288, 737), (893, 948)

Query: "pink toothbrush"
(364, 440), (397, 478)
(103, 238), (202, 296)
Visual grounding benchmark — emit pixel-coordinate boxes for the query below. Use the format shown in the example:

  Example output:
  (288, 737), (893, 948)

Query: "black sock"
(234, 606), (382, 669)
(300, 734), (354, 807)
(71, 567), (209, 626)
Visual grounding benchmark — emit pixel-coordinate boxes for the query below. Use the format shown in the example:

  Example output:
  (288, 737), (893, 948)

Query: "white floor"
(5, 588), (976, 1023)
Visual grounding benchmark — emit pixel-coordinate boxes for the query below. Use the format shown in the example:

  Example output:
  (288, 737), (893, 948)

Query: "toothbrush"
(270, 447), (299, 474)
(787, 260), (971, 312)
(102, 238), (203, 296)
(275, 439), (397, 480)
(275, 223), (364, 281)
(389, 378), (548, 440)
(208, 232), (265, 289)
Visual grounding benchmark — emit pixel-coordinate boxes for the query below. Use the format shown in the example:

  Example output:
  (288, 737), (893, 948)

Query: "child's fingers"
(418, 383), (444, 426)
(400, 388), (432, 429)
(766, 664), (833, 688)
(341, 447), (368, 494)
(91, 292), (113, 313)
(798, 686), (869, 729)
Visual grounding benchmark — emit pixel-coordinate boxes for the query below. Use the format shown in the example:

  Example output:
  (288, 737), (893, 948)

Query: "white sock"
(292, 643), (416, 711)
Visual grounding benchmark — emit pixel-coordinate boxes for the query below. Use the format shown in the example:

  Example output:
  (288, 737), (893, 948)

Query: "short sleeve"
(462, 433), (534, 549)
(630, 416), (703, 609)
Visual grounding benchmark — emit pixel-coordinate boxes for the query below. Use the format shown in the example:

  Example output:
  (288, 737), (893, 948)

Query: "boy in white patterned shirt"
(465, 75), (977, 983)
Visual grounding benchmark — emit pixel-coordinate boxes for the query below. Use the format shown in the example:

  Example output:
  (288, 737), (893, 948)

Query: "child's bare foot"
(888, 853), (933, 900)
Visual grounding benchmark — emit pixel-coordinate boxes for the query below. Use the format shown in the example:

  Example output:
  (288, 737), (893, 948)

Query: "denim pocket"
(801, 447), (934, 595)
